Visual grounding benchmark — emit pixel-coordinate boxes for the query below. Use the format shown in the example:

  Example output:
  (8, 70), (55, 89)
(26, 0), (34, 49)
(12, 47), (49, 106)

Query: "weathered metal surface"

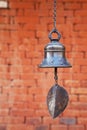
(39, 29), (71, 68)
(47, 84), (69, 118)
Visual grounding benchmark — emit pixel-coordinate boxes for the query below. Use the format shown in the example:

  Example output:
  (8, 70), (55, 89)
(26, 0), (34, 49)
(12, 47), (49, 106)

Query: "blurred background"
(0, 0), (87, 130)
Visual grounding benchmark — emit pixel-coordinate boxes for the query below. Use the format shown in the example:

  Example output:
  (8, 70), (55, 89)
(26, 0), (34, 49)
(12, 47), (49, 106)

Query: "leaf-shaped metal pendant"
(47, 84), (69, 118)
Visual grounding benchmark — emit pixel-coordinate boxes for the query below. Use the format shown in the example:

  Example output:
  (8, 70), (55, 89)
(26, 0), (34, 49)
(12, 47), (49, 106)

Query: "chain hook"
(48, 0), (61, 41)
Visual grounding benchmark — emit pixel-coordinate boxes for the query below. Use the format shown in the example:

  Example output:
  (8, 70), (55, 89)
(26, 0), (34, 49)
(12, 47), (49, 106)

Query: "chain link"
(53, 0), (57, 29)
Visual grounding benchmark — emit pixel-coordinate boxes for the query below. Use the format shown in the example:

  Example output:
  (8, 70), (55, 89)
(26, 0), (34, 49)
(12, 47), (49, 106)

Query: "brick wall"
(0, 0), (87, 130)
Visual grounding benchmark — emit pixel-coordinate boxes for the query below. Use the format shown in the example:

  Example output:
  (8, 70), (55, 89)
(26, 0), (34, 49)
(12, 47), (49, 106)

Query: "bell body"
(39, 39), (71, 68)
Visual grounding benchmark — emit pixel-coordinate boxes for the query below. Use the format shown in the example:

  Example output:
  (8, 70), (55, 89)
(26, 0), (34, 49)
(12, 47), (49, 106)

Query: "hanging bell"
(39, 29), (71, 68)
(39, 28), (72, 118)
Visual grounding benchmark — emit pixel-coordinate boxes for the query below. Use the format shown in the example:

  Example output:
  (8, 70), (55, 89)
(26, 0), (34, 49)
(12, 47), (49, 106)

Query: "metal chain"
(53, 0), (57, 29)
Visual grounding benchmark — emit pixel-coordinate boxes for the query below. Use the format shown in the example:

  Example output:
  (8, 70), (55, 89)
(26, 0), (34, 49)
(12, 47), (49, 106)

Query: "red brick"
(69, 125), (84, 130)
(13, 102), (28, 109)
(0, 116), (24, 124)
(69, 102), (87, 110)
(60, 117), (76, 125)
(36, 31), (48, 38)
(39, 2), (52, 10)
(69, 94), (78, 102)
(59, 73), (74, 80)
(65, 44), (72, 51)
(71, 65), (80, 73)
(23, 80), (36, 87)
(20, 31), (35, 38)
(64, 80), (80, 88)
(15, 16), (39, 24)
(63, 109), (80, 117)
(35, 110), (49, 117)
(34, 94), (46, 102)
(78, 45), (87, 51)
(76, 34), (86, 42)
(78, 118), (87, 124)
(79, 95), (87, 102)
(51, 125), (67, 130)
(64, 3), (81, 10)
(0, 125), (6, 130)
(78, 32), (87, 38)
(0, 9), (16, 16)
(39, 10), (49, 17)
(10, 117), (24, 124)
(11, 109), (35, 117)
(86, 125), (87, 130)
(0, 24), (18, 30)
(36, 24), (47, 31)
(7, 124), (34, 130)
(67, 52), (84, 58)
(72, 73), (87, 80)
(0, 117), (9, 124)
(29, 87), (43, 94)
(75, 10), (87, 16)
(81, 81), (87, 88)
(0, 102), (9, 110)
(71, 88), (87, 94)
(74, 24), (87, 31)
(9, 2), (34, 9)
(24, 9), (38, 16)
(35, 125), (49, 130)
(83, 3), (87, 9)
(43, 116), (59, 125)
(81, 66), (87, 73)
(74, 59), (87, 65)
(13, 95), (33, 102)
(66, 17), (82, 24)
(26, 117), (41, 125)
(0, 94), (8, 102)
(11, 87), (27, 94)
(27, 102), (41, 109)
(23, 23), (37, 30)
(16, 9), (24, 16)
(22, 65), (34, 73)
(80, 110), (87, 117)
(26, 0), (87, 2)
(0, 16), (9, 24)
(82, 17), (87, 24)
(0, 109), (9, 116)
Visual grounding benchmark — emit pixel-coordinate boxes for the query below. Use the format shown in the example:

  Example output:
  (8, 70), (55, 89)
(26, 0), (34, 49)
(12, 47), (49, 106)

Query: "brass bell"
(39, 29), (71, 68)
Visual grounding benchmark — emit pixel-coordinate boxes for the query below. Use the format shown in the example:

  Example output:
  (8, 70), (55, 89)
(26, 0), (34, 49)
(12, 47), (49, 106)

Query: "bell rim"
(38, 64), (72, 68)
